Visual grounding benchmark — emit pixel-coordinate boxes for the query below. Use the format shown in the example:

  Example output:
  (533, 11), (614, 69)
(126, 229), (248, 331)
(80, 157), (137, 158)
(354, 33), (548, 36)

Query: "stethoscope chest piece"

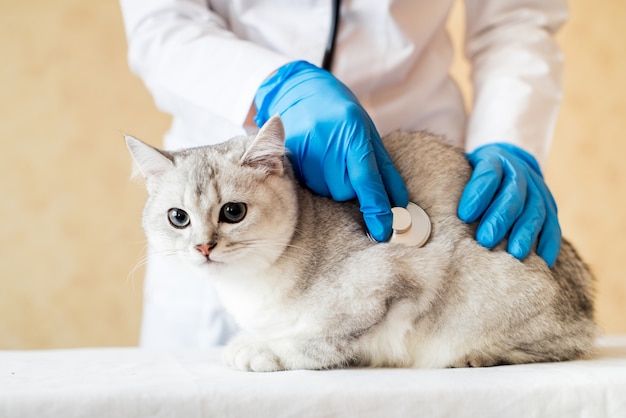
(389, 202), (431, 247)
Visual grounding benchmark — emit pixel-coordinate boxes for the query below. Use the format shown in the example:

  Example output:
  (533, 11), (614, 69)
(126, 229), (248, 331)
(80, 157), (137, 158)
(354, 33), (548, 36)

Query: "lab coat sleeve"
(119, 0), (291, 129)
(463, 0), (568, 167)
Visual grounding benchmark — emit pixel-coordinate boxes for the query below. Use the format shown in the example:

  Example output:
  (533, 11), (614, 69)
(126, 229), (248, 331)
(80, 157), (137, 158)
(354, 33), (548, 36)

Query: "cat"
(126, 115), (597, 371)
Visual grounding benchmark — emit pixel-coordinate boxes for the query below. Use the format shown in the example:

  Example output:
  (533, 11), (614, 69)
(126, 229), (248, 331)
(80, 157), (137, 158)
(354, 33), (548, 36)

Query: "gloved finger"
(535, 174), (561, 267)
(346, 139), (393, 242)
(475, 160), (528, 248)
(322, 150), (356, 201)
(284, 151), (324, 191)
(536, 210), (561, 268)
(541, 174), (560, 216)
(284, 127), (333, 197)
(302, 162), (332, 197)
(287, 148), (333, 197)
(371, 138), (409, 208)
(507, 173), (547, 260)
(458, 156), (504, 223)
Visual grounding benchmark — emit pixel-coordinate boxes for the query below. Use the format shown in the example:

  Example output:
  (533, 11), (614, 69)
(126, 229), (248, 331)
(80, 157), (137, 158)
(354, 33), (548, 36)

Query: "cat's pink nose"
(195, 243), (216, 257)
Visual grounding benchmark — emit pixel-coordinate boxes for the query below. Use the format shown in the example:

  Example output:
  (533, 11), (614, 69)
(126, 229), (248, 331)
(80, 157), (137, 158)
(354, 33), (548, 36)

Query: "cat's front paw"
(223, 336), (283, 372)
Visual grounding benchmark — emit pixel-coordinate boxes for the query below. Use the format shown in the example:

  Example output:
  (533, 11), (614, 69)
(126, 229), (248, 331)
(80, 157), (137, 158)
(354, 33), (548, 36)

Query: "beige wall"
(0, 0), (624, 349)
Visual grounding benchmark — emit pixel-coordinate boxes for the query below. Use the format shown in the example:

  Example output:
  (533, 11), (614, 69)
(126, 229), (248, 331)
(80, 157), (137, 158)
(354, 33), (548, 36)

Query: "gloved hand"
(254, 60), (409, 242)
(458, 143), (562, 267)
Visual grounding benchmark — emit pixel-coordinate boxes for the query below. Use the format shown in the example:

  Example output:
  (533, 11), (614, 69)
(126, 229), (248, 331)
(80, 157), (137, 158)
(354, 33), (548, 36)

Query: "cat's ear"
(124, 135), (174, 180)
(241, 115), (286, 175)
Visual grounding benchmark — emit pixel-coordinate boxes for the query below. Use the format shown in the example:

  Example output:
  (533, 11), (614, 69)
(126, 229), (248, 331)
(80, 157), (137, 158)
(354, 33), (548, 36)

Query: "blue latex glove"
(254, 61), (409, 242)
(458, 143), (562, 267)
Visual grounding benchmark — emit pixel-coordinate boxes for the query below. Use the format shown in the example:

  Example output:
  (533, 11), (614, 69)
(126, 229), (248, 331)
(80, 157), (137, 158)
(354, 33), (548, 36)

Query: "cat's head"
(126, 116), (298, 276)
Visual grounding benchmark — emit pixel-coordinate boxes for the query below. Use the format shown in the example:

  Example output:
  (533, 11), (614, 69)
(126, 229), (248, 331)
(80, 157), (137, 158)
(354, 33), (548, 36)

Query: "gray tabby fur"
(126, 115), (597, 371)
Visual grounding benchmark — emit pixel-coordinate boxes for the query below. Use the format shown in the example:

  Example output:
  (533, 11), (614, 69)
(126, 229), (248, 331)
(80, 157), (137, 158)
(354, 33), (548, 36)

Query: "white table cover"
(2, 336), (626, 418)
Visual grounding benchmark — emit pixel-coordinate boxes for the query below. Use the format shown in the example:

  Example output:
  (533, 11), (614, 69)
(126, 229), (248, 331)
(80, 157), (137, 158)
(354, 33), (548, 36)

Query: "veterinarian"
(120, 0), (568, 348)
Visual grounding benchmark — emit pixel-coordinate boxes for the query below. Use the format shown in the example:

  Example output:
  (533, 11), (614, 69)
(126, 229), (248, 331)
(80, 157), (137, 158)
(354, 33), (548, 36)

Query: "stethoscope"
(320, 0), (432, 247)
(322, 0), (342, 71)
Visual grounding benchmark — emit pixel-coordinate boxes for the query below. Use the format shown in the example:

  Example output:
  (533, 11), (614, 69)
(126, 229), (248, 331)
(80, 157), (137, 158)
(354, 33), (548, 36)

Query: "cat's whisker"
(237, 238), (315, 257)
(125, 241), (149, 292)
(126, 245), (187, 291)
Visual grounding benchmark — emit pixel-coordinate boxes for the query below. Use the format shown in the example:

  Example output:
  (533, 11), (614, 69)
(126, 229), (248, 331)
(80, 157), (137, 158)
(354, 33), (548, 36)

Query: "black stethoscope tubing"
(322, 0), (342, 71)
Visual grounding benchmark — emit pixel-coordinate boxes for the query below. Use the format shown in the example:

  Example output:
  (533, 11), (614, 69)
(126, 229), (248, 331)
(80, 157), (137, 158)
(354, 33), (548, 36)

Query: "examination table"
(2, 335), (625, 417)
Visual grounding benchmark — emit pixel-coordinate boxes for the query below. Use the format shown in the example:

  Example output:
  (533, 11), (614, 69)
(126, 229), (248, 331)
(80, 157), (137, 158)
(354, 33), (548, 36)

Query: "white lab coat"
(120, 0), (568, 348)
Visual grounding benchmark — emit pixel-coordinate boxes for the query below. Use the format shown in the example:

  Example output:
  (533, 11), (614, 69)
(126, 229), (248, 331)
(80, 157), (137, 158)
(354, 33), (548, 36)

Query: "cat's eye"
(168, 208), (190, 229)
(219, 202), (247, 224)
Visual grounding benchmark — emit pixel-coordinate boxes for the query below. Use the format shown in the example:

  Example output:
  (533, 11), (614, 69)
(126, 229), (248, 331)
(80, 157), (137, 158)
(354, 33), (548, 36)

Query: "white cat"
(126, 116), (597, 371)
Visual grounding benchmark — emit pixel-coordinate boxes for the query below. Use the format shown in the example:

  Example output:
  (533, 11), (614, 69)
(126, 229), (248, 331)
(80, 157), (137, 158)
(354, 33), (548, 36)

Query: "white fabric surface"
(2, 336), (625, 418)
